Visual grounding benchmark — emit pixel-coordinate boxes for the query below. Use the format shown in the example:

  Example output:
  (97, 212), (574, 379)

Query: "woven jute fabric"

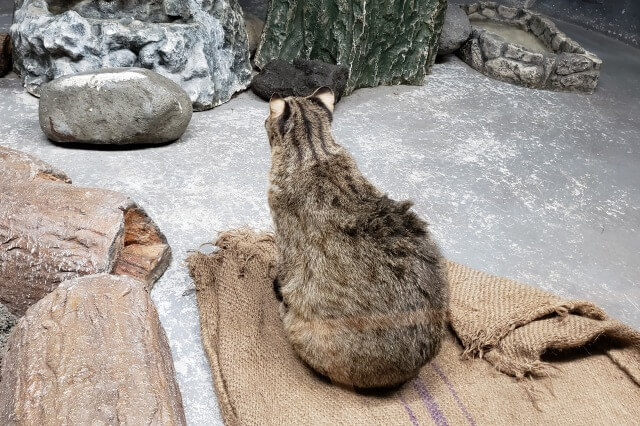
(446, 261), (640, 383)
(187, 230), (640, 426)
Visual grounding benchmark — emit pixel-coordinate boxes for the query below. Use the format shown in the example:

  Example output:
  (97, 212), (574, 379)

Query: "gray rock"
(551, 34), (564, 51)
(251, 59), (349, 102)
(0, 303), (16, 371)
(485, 57), (544, 86)
(482, 7), (498, 18)
(468, 12), (486, 21)
(458, 2), (601, 93)
(497, 5), (518, 20)
(39, 68), (192, 145)
(479, 31), (504, 59)
(11, 0), (252, 111)
(555, 53), (596, 75)
(529, 16), (546, 37)
(504, 43), (544, 65)
(438, 4), (472, 55)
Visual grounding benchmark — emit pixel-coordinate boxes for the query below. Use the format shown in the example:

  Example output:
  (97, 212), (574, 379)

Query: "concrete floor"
(1, 20), (638, 426)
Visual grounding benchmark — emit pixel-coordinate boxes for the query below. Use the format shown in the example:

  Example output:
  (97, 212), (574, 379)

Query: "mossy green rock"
(254, 0), (448, 95)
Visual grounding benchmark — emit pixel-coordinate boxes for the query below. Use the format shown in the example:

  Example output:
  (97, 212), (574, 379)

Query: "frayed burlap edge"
(446, 260), (640, 385)
(187, 229), (276, 426)
(457, 301), (608, 359)
(472, 309), (640, 385)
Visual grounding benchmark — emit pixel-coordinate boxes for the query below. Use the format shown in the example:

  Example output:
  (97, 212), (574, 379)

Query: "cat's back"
(282, 190), (449, 389)
(303, 189), (446, 311)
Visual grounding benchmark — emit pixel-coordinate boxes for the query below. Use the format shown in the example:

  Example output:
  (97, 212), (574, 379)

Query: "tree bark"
(0, 274), (186, 425)
(0, 146), (171, 316)
(254, 0), (447, 95)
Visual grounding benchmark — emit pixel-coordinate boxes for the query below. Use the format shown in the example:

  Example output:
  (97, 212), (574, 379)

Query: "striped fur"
(266, 88), (449, 389)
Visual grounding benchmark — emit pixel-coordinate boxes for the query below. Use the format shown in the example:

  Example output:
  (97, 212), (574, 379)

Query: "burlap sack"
(187, 230), (640, 425)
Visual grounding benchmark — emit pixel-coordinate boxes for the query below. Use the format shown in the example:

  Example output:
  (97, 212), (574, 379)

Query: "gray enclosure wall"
(2, 0), (639, 47)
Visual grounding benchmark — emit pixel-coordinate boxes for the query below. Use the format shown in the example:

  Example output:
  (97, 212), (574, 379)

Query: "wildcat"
(266, 87), (449, 389)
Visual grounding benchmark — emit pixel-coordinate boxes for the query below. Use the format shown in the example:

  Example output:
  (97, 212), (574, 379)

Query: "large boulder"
(0, 33), (10, 77)
(251, 59), (348, 102)
(0, 146), (172, 316)
(438, 4), (472, 55)
(39, 68), (192, 145)
(11, 0), (252, 110)
(0, 274), (186, 425)
(254, 0), (447, 95)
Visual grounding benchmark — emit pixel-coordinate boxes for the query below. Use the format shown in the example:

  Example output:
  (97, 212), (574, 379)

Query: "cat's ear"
(269, 93), (286, 118)
(310, 87), (335, 113)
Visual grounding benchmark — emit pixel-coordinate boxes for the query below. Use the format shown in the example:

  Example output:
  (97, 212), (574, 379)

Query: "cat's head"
(264, 87), (335, 150)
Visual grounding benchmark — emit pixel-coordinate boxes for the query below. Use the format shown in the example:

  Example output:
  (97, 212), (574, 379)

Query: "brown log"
(0, 145), (71, 183)
(0, 274), (186, 425)
(0, 146), (171, 316)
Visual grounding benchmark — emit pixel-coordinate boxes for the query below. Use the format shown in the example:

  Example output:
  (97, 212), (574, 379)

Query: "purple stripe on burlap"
(398, 395), (420, 426)
(413, 378), (449, 426)
(431, 363), (477, 426)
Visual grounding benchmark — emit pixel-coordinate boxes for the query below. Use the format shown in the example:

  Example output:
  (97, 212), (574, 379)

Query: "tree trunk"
(0, 274), (186, 425)
(254, 0), (447, 95)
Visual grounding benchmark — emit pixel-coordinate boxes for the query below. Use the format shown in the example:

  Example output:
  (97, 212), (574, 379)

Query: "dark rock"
(554, 71), (599, 92)
(0, 33), (10, 77)
(459, 38), (484, 71)
(252, 59), (349, 102)
(438, 4), (472, 55)
(255, 0), (447, 95)
(11, 0), (252, 110)
(39, 68), (192, 145)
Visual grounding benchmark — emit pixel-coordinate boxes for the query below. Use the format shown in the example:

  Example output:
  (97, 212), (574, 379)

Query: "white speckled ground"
(1, 21), (638, 426)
